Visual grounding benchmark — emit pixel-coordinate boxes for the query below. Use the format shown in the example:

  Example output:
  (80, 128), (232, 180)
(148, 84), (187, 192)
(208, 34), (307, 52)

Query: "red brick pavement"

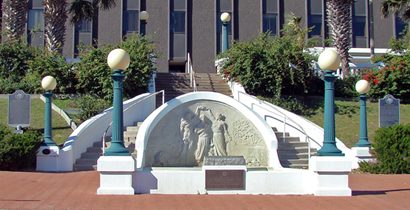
(0, 171), (409, 210)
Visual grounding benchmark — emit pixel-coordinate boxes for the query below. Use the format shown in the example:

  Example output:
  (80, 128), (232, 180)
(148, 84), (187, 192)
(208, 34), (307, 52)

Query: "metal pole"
(140, 20), (146, 36)
(318, 70), (344, 156)
(355, 94), (371, 147)
(368, 0), (375, 61)
(42, 92), (56, 146)
(104, 70), (129, 156)
(222, 22), (229, 53)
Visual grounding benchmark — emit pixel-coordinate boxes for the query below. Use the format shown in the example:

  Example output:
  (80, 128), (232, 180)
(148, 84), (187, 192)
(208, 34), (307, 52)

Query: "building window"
(216, 0), (233, 53)
(74, 19), (92, 56)
(307, 0), (322, 38)
(395, 15), (407, 39)
(352, 0), (367, 47)
(169, 0), (187, 62)
(262, 0), (279, 35)
(123, 0), (140, 36)
(27, 0), (44, 47)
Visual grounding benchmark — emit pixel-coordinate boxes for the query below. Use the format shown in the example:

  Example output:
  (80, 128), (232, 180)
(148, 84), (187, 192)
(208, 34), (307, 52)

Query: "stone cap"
(203, 156), (246, 166)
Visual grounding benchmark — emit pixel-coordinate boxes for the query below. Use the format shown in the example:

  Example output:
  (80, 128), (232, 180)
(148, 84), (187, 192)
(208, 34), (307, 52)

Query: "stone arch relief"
(144, 100), (268, 167)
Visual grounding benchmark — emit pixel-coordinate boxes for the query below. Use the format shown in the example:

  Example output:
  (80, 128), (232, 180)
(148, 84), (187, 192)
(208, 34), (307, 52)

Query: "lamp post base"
(97, 156), (135, 195)
(36, 145), (60, 171)
(352, 147), (374, 163)
(309, 156), (352, 196)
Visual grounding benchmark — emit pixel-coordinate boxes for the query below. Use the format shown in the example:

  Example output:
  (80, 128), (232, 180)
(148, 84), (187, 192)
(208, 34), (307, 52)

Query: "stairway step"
(126, 126), (139, 132)
(75, 158), (98, 165)
(74, 164), (97, 171)
(274, 132), (290, 137)
(87, 147), (103, 153)
(81, 152), (102, 159)
(277, 146), (310, 152)
(281, 163), (309, 169)
(277, 137), (301, 142)
(278, 142), (309, 147)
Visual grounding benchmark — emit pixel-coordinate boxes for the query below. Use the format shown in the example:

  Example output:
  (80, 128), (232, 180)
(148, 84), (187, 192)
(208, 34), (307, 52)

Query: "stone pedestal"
(309, 156), (352, 196)
(352, 147), (374, 162)
(36, 145), (60, 171)
(97, 156), (135, 195)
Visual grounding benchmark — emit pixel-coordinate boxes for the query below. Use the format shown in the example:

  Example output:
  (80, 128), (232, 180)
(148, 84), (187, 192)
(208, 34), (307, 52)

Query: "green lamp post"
(41, 76), (57, 146)
(220, 12), (231, 53)
(104, 49), (131, 156)
(355, 79), (371, 147)
(140, 11), (149, 36)
(317, 49), (344, 156)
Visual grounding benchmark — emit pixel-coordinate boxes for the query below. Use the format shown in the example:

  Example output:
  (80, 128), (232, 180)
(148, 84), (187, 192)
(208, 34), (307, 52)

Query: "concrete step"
(74, 164), (97, 171)
(277, 137), (301, 142)
(80, 152), (101, 159)
(274, 132), (290, 137)
(126, 126), (139, 132)
(86, 147), (103, 153)
(278, 142), (309, 148)
(280, 158), (308, 165)
(75, 158), (98, 165)
(281, 163), (309, 169)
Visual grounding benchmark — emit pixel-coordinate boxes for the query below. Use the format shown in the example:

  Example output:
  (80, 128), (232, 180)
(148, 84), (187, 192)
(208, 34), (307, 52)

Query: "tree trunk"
(327, 0), (354, 77)
(44, 0), (68, 54)
(2, 0), (29, 41)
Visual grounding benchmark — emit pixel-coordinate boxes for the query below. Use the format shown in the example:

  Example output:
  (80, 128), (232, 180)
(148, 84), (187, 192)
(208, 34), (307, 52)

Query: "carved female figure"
(194, 106), (212, 165)
(210, 112), (231, 156)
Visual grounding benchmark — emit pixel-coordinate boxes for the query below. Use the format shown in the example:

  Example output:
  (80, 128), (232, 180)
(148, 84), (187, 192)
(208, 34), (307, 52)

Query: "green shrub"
(359, 124), (410, 174)
(0, 126), (42, 171)
(27, 52), (77, 94)
(334, 76), (360, 98)
(0, 41), (37, 93)
(260, 96), (318, 116)
(76, 34), (156, 100)
(220, 16), (318, 99)
(77, 95), (111, 121)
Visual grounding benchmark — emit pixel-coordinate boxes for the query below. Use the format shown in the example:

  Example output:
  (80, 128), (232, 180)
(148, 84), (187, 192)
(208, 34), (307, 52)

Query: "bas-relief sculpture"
(144, 100), (268, 167)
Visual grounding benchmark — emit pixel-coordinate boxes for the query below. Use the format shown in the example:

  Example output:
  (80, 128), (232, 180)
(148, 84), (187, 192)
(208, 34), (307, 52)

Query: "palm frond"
(69, 0), (94, 23)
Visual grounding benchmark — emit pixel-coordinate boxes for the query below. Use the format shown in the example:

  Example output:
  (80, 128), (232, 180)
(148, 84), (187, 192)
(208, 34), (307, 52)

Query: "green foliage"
(334, 76), (361, 98)
(359, 124), (410, 174)
(220, 16), (317, 99)
(0, 41), (37, 93)
(27, 52), (77, 94)
(260, 96), (319, 116)
(76, 34), (156, 100)
(77, 95), (111, 121)
(0, 125), (42, 171)
(365, 55), (410, 103)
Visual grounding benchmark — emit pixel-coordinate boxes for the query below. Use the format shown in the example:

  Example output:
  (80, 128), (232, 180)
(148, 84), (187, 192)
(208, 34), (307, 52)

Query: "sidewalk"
(0, 171), (409, 210)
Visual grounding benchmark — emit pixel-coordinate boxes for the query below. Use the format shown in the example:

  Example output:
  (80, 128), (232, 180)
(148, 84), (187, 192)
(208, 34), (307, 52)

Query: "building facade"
(1, 0), (407, 73)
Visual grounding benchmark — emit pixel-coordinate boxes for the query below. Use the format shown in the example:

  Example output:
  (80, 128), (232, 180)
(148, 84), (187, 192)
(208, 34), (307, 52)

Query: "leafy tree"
(381, 0), (410, 21)
(69, 0), (116, 23)
(326, 0), (354, 76)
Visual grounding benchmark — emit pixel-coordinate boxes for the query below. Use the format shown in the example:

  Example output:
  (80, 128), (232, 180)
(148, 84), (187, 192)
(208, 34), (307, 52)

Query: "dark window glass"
(32, 0), (43, 8)
(123, 10), (139, 32)
(354, 0), (366, 16)
(171, 11), (185, 33)
(28, 9), (44, 31)
(308, 15), (321, 37)
(126, 0), (139, 10)
(353, 16), (366, 37)
(395, 15), (407, 38)
(309, 0), (322, 14)
(219, 0), (231, 11)
(263, 14), (277, 34)
(78, 19), (92, 32)
(264, 0), (277, 13)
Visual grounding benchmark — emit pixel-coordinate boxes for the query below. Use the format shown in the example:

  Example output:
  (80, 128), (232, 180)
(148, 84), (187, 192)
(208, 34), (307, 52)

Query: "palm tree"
(2, 0), (29, 41)
(44, 0), (68, 53)
(326, 0), (354, 77)
(69, 0), (116, 23)
(381, 0), (410, 20)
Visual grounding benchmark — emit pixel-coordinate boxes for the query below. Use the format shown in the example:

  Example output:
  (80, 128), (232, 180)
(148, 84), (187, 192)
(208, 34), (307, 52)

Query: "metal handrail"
(237, 92), (322, 166)
(187, 53), (197, 92)
(102, 90), (165, 154)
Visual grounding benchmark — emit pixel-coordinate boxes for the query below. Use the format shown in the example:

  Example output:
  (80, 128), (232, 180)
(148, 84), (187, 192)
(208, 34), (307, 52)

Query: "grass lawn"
(304, 100), (410, 147)
(0, 98), (73, 145)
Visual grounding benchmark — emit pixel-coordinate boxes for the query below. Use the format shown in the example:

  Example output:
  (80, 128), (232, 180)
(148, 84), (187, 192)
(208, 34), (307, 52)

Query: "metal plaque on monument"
(379, 94), (400, 127)
(203, 156), (246, 190)
(8, 90), (31, 133)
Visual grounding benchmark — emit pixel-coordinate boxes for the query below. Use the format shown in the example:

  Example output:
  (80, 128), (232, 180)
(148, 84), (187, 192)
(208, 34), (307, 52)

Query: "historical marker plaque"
(204, 156), (246, 190)
(205, 170), (245, 190)
(379, 94), (400, 127)
(8, 90), (31, 127)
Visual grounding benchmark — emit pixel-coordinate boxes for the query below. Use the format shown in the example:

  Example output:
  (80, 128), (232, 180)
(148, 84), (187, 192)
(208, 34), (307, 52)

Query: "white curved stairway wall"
(56, 93), (156, 171)
(228, 81), (359, 169)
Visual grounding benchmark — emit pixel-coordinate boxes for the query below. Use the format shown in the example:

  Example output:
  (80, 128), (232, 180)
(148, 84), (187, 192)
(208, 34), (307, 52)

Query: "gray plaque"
(379, 94), (400, 127)
(8, 90), (31, 127)
(205, 170), (245, 190)
(203, 156), (246, 166)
